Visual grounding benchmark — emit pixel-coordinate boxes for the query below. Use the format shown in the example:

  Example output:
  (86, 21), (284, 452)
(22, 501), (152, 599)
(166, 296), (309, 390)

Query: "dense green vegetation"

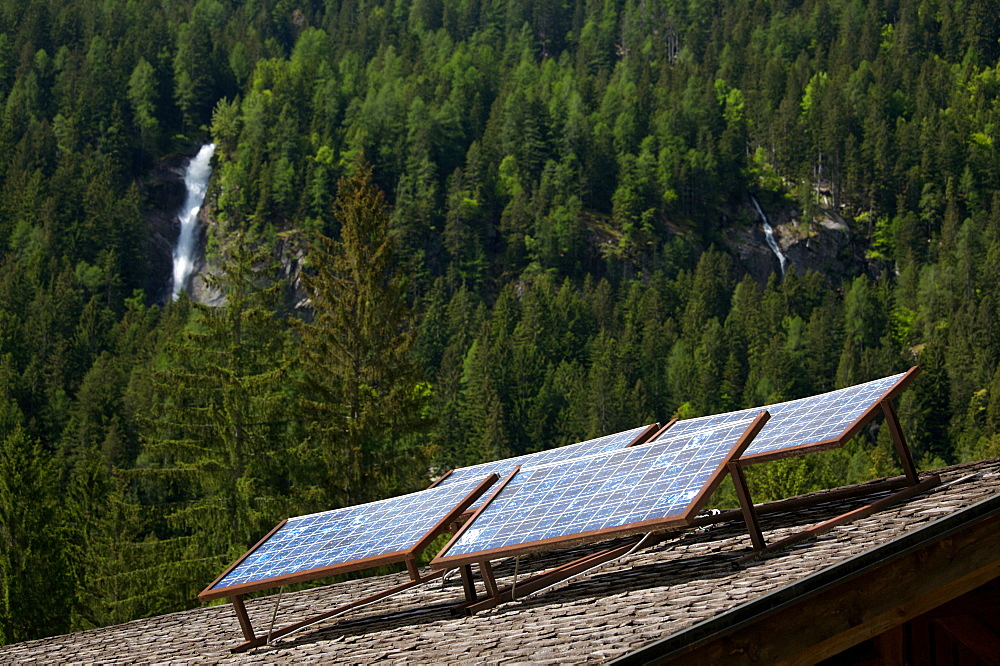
(1, 0), (999, 644)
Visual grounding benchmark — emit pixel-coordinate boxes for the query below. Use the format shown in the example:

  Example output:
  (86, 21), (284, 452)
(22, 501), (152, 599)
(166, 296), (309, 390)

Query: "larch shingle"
(1, 459), (998, 664)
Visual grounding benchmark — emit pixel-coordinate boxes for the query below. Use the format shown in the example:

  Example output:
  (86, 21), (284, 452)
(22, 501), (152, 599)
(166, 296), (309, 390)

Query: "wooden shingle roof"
(2, 458), (998, 664)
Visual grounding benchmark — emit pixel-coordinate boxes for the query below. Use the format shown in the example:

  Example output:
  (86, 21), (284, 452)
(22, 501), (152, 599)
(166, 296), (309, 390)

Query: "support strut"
(228, 568), (447, 654)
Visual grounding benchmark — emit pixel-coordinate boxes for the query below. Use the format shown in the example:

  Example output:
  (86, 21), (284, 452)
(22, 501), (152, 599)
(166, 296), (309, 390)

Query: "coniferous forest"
(1, 0), (999, 644)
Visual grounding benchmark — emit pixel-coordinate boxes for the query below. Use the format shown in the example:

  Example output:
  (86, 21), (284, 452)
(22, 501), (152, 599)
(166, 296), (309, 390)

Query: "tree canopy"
(0, 0), (999, 644)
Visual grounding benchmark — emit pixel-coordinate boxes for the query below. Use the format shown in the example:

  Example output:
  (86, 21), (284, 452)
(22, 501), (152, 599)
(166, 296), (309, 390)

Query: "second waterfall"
(171, 143), (216, 299)
(751, 195), (787, 277)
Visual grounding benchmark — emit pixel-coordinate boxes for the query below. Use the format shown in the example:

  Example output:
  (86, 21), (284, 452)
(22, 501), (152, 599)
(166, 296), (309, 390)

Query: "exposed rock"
(187, 202), (225, 307)
(141, 155), (189, 303)
(774, 208), (859, 282)
(724, 222), (783, 285)
(279, 234), (311, 316)
(188, 213), (311, 313)
(188, 266), (225, 306)
(725, 199), (861, 286)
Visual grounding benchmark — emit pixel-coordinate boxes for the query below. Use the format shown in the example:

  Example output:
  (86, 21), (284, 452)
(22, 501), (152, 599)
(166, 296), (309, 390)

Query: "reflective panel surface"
(438, 417), (757, 561)
(435, 424), (654, 510)
(211, 476), (490, 591)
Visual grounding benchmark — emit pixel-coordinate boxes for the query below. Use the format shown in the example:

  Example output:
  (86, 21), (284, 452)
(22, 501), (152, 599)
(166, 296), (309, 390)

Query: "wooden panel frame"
(736, 366), (921, 465)
(624, 422), (664, 447)
(430, 411), (770, 570)
(633, 419), (675, 446)
(201, 519), (289, 598)
(432, 369), (926, 614)
(199, 473), (498, 602)
(427, 424), (661, 491)
(425, 469), (454, 489)
(456, 471), (934, 617)
(720, 367), (924, 554)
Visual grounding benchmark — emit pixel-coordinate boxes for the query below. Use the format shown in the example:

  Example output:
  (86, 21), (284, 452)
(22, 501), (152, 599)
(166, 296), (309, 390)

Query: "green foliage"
(140, 239), (293, 591)
(297, 161), (430, 506)
(1, 0), (1000, 646)
(0, 396), (70, 643)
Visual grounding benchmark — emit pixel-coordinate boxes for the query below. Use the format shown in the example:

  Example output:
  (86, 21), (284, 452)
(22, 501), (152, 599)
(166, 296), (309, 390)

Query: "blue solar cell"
(209, 475), (491, 592)
(434, 424), (654, 510)
(436, 416), (760, 562)
(659, 373), (906, 458)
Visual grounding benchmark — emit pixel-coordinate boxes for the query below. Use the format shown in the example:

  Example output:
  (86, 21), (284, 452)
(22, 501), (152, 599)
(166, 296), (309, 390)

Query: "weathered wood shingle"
(2, 459), (998, 664)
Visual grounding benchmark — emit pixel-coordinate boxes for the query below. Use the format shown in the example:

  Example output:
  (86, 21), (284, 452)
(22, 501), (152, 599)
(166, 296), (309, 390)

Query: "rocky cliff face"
(777, 209), (857, 280)
(725, 201), (861, 285)
(188, 218), (310, 312)
(143, 152), (308, 310)
(142, 156), (189, 304)
(148, 172), (861, 307)
(187, 198), (225, 307)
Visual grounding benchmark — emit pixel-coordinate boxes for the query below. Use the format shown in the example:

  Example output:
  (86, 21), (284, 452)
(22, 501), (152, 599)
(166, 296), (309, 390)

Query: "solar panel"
(432, 413), (769, 567)
(658, 371), (913, 463)
(432, 424), (657, 511)
(199, 474), (497, 601)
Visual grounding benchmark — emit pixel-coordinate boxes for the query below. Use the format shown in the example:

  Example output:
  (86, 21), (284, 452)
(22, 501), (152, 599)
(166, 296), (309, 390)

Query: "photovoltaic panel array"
(200, 474), (494, 601)
(657, 372), (909, 462)
(432, 414), (766, 567)
(433, 424), (655, 511)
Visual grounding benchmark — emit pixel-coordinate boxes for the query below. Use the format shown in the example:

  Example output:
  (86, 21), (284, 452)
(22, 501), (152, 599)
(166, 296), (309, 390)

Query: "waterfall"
(171, 143), (216, 299)
(751, 195), (787, 277)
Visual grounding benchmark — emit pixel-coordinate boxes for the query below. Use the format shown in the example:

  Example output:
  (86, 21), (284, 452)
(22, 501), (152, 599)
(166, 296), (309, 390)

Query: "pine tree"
(141, 237), (292, 587)
(0, 390), (70, 644)
(66, 460), (184, 630)
(297, 160), (430, 507)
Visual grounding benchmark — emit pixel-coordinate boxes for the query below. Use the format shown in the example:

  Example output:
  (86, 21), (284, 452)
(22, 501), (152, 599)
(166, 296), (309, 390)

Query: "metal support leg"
(736, 474), (941, 565)
(229, 569), (446, 653)
(231, 595), (256, 643)
(459, 564), (478, 603)
(405, 558), (420, 582)
(459, 538), (642, 615)
(479, 560), (499, 598)
(728, 461), (766, 551)
(882, 400), (920, 485)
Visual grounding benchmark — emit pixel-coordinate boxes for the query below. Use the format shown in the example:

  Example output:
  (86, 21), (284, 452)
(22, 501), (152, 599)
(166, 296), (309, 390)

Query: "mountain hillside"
(0, 0), (998, 644)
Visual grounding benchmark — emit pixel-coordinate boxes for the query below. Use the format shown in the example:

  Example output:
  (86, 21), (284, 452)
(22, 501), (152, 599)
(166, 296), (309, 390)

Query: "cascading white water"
(751, 195), (787, 277)
(171, 143), (216, 299)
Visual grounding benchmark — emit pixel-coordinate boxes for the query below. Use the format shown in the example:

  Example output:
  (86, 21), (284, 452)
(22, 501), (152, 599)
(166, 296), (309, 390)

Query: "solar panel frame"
(426, 468), (454, 489)
(430, 411), (770, 569)
(661, 367), (920, 466)
(427, 423), (660, 510)
(198, 473), (498, 602)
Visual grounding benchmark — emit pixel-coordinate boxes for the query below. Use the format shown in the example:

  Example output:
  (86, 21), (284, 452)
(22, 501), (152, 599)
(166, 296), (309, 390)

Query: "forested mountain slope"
(0, 0), (998, 644)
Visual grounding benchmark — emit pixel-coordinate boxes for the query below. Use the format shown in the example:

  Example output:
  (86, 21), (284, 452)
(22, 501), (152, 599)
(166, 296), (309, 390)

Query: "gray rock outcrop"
(726, 200), (860, 285)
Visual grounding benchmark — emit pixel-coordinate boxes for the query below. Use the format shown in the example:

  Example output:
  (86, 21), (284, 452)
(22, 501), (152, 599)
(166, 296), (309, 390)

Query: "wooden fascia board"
(615, 492), (1000, 666)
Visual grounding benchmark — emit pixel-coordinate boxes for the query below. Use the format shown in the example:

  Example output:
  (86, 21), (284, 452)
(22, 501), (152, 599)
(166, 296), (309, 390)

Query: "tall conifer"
(298, 160), (429, 506)
(142, 237), (291, 584)
(0, 392), (70, 643)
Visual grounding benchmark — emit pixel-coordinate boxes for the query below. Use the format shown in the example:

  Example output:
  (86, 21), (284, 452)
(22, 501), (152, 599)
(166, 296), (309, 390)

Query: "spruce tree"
(141, 236), (292, 588)
(0, 389), (70, 644)
(66, 460), (177, 630)
(298, 160), (430, 507)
